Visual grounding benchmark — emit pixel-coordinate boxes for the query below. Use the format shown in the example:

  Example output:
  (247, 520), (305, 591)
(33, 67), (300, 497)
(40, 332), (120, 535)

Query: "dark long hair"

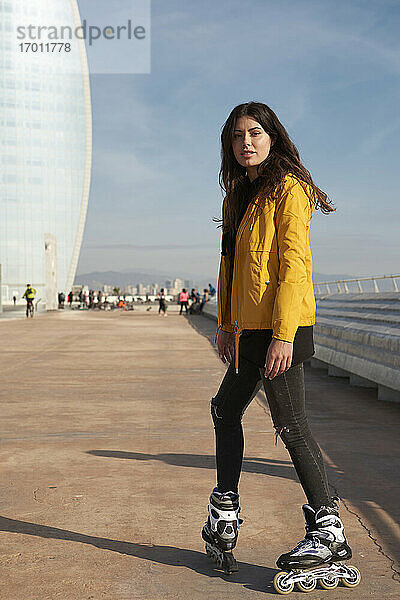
(217, 102), (335, 235)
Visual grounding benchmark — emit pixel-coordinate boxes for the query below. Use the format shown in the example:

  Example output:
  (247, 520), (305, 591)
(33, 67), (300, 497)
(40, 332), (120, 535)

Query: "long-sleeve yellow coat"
(216, 173), (317, 372)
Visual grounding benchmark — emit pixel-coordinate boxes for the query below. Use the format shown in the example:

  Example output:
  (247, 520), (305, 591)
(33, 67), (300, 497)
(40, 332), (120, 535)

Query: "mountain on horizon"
(74, 270), (216, 289)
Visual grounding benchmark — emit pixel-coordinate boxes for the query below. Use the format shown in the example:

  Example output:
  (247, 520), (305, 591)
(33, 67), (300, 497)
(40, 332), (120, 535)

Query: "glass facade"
(0, 0), (92, 305)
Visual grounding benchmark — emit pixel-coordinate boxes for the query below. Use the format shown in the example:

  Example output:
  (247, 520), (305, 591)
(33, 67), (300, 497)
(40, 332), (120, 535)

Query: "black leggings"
(211, 355), (331, 509)
(179, 301), (188, 314)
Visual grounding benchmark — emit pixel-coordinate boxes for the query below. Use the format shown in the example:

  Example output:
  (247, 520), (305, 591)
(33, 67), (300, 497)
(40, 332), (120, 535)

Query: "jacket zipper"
(233, 201), (259, 373)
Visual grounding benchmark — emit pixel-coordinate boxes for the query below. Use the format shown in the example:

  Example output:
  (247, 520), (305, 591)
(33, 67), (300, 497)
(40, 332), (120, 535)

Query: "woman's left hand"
(264, 338), (293, 379)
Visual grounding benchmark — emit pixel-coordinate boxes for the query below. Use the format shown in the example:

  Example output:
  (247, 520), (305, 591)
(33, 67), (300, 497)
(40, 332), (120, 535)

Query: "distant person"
(68, 291), (73, 308)
(89, 290), (95, 309)
(158, 288), (167, 316)
(208, 283), (216, 296)
(97, 291), (103, 308)
(22, 284), (37, 317)
(58, 292), (65, 309)
(201, 102), (352, 591)
(189, 289), (201, 314)
(13, 295), (17, 305)
(193, 289), (201, 303)
(199, 288), (209, 313)
(179, 288), (189, 314)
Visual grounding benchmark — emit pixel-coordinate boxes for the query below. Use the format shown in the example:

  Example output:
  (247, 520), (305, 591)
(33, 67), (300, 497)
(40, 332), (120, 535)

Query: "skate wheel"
(296, 577), (317, 592)
(273, 571), (294, 595)
(341, 565), (361, 588)
(319, 576), (338, 590)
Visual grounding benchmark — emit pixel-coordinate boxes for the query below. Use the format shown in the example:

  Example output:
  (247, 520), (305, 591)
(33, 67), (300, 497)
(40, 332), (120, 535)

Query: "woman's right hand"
(216, 329), (235, 364)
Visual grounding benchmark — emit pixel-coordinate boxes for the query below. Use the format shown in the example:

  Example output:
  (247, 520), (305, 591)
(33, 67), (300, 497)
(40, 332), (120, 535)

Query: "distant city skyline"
(76, 0), (400, 280)
(74, 268), (400, 298)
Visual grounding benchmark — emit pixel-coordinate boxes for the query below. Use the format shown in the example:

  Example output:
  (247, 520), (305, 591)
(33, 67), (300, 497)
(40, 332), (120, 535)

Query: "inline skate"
(202, 487), (241, 574)
(273, 497), (361, 594)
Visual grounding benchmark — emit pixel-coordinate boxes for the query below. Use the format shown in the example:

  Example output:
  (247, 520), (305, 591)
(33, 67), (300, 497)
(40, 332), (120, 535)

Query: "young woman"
(202, 102), (359, 590)
(179, 288), (189, 314)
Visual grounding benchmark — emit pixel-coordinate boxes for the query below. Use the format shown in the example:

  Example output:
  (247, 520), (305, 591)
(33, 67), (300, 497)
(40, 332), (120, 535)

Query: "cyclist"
(23, 284), (37, 317)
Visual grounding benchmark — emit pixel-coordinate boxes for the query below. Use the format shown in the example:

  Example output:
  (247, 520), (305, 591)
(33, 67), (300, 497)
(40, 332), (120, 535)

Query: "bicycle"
(26, 299), (35, 318)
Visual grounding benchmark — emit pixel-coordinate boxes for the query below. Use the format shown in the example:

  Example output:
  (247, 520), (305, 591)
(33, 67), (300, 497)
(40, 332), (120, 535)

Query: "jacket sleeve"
(217, 254), (235, 332)
(271, 179), (312, 343)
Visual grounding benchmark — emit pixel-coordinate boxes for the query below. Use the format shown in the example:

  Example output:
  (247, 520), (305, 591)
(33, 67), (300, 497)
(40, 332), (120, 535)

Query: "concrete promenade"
(1, 308), (399, 599)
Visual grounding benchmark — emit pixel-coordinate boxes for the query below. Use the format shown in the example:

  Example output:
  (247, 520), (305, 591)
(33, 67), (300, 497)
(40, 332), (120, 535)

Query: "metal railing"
(314, 274), (400, 295)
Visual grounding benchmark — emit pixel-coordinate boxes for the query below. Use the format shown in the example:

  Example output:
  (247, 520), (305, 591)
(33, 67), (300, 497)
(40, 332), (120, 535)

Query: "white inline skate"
(202, 487), (241, 574)
(273, 498), (361, 594)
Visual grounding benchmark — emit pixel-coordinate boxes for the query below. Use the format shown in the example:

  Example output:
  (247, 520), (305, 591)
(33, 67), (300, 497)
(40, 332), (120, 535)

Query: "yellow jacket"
(23, 287), (37, 300)
(216, 173), (317, 372)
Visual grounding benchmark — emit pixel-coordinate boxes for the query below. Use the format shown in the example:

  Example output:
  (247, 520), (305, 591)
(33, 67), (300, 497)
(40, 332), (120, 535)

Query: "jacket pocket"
(241, 250), (276, 305)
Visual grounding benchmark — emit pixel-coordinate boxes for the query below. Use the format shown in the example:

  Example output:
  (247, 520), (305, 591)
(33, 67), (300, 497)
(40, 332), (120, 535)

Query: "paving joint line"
(329, 483), (400, 584)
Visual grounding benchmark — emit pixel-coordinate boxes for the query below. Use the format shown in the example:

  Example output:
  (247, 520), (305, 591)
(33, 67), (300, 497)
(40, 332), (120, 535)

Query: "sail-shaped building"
(0, 0), (92, 309)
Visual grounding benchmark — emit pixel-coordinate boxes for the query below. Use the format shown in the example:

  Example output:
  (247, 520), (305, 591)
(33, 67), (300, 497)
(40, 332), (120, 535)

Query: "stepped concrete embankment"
(314, 292), (400, 402)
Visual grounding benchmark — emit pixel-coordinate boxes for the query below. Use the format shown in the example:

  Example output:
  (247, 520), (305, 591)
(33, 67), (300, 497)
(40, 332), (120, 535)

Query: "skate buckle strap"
(296, 535), (320, 551)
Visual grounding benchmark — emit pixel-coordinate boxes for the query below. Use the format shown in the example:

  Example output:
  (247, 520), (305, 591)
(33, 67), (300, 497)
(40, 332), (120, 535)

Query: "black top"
(223, 174), (314, 367)
(239, 326), (314, 369)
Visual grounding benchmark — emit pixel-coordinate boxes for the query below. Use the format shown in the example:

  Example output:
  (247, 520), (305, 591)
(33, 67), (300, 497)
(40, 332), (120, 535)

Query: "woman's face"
(232, 116), (273, 171)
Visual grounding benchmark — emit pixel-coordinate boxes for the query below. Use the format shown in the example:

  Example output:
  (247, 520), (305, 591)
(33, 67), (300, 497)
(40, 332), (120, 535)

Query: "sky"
(76, 0), (400, 284)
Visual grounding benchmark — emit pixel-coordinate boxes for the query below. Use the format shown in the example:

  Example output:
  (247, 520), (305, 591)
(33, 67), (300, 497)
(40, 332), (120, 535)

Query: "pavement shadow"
(184, 314), (220, 352)
(0, 515), (277, 594)
(86, 450), (298, 482)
